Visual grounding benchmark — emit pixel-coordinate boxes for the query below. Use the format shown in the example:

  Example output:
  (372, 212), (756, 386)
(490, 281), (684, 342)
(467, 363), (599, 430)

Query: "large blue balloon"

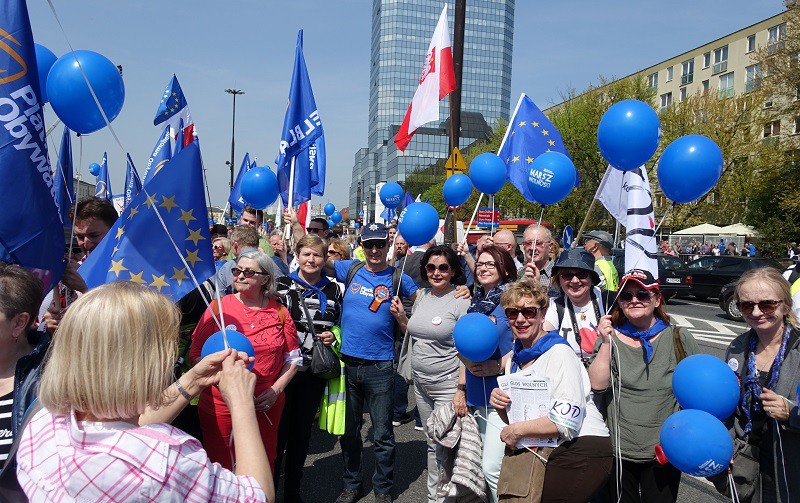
(453, 312), (499, 362)
(240, 166), (279, 210)
(469, 153), (506, 194)
(324, 203), (336, 216)
(657, 135), (723, 204)
(527, 152), (576, 206)
(88, 162), (101, 177)
(673, 354), (740, 420)
(46, 50), (125, 135)
(380, 182), (404, 209)
(398, 202), (439, 246)
(597, 100), (660, 172)
(200, 330), (255, 371)
(442, 173), (473, 208)
(659, 410), (733, 477)
(34, 44), (58, 103)
(331, 211), (343, 224)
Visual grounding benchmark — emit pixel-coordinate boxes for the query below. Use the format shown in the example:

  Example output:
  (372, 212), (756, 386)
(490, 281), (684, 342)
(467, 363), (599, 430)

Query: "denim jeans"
(340, 359), (395, 495)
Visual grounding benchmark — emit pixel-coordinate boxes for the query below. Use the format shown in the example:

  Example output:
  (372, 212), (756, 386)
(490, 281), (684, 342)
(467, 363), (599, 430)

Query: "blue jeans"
(340, 359), (395, 495)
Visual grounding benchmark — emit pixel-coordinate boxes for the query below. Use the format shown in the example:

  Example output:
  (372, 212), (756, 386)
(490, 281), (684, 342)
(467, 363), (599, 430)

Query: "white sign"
(497, 372), (558, 448)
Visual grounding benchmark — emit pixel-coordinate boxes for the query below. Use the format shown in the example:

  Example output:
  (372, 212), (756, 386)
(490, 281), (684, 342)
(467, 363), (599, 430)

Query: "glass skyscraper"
(350, 0), (515, 220)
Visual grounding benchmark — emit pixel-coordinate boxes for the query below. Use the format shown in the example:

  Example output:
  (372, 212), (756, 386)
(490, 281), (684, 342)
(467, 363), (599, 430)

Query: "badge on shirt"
(369, 285), (390, 312)
(431, 316), (442, 326)
(727, 358), (739, 372)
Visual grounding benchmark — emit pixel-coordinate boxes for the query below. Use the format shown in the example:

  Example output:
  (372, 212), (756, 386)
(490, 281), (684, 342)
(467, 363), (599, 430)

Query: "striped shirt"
(0, 391), (12, 463)
(16, 408), (266, 502)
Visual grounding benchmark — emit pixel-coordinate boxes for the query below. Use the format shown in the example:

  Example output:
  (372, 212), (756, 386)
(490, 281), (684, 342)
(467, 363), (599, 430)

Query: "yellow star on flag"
(109, 259), (128, 277)
(112, 245), (119, 255)
(185, 249), (202, 267)
(186, 228), (205, 246)
(541, 130), (549, 136)
(115, 226), (125, 240)
(160, 195), (179, 213)
(512, 156), (520, 163)
(532, 121), (539, 127)
(128, 206), (139, 219)
(526, 156), (534, 163)
(128, 271), (146, 284)
(518, 121), (526, 127)
(143, 193), (158, 209)
(149, 274), (169, 292)
(178, 209), (196, 225)
(511, 130), (516, 136)
(548, 139), (555, 146)
(546, 148), (552, 152)
(170, 267), (189, 286)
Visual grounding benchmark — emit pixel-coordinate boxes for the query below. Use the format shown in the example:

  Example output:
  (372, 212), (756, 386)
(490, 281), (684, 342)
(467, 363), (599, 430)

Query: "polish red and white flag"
(394, 4), (456, 152)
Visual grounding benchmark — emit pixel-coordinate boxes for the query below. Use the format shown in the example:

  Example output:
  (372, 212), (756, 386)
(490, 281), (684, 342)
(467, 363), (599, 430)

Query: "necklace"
(239, 295), (266, 329)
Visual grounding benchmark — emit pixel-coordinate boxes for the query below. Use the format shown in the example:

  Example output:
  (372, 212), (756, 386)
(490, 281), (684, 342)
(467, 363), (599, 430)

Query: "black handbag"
(298, 294), (340, 380)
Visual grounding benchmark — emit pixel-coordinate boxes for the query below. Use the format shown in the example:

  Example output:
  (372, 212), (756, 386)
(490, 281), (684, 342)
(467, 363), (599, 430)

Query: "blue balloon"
(453, 313), (499, 362)
(659, 410), (733, 477)
(597, 100), (660, 171)
(324, 203), (336, 216)
(380, 182), (404, 209)
(469, 153), (506, 194)
(88, 162), (101, 177)
(398, 202), (440, 247)
(200, 330), (255, 371)
(673, 354), (740, 420)
(46, 50), (125, 135)
(354, 222), (361, 228)
(526, 152), (576, 206)
(34, 44), (58, 103)
(657, 135), (723, 204)
(331, 211), (342, 224)
(442, 173), (473, 208)
(326, 218), (335, 227)
(240, 166), (279, 210)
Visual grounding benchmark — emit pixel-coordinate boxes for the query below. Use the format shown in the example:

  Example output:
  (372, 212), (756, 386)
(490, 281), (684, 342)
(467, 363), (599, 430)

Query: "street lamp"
(225, 88), (245, 218)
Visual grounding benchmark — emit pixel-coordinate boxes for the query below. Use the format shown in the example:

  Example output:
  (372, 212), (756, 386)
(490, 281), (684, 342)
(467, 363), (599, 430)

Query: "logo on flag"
(143, 125), (172, 186)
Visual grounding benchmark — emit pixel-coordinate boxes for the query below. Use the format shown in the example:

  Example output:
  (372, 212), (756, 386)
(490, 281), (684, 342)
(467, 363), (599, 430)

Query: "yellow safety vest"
(354, 246), (366, 262)
(319, 326), (346, 435)
(596, 257), (619, 292)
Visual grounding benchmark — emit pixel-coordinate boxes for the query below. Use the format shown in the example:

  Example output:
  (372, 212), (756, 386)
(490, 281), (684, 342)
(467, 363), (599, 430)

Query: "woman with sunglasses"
(327, 238), (352, 260)
(191, 250), (300, 472)
(712, 267), (799, 502)
(213, 237), (231, 270)
(389, 245), (470, 502)
(588, 269), (699, 503)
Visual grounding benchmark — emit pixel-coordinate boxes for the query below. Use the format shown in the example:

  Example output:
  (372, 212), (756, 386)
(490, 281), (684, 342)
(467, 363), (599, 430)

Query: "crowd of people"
(660, 238), (758, 259)
(0, 197), (797, 503)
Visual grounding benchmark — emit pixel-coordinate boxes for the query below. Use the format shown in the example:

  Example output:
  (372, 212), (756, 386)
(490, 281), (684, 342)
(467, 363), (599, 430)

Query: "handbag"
(497, 446), (554, 503)
(708, 437), (759, 502)
(298, 294), (340, 380)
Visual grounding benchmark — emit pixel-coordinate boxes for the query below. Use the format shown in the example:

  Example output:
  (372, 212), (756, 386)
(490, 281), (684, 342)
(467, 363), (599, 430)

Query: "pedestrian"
(269, 230), (291, 277)
(521, 225), (558, 296)
(583, 230), (619, 292)
(240, 206), (274, 256)
(213, 237), (231, 270)
(327, 238), (352, 261)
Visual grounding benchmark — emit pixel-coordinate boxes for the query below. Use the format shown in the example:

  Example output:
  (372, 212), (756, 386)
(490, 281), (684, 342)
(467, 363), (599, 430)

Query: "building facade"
(350, 0), (515, 221)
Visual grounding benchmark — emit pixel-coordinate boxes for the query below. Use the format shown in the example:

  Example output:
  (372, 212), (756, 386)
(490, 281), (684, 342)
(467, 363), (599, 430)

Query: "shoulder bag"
(298, 293), (340, 380)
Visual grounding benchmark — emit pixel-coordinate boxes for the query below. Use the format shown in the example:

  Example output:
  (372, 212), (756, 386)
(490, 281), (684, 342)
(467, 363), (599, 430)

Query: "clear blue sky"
(28, 0), (784, 212)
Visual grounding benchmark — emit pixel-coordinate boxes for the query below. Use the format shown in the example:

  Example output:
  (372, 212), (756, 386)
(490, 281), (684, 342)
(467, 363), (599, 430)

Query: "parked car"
(611, 250), (692, 302)
(687, 256), (782, 301)
(719, 282), (742, 321)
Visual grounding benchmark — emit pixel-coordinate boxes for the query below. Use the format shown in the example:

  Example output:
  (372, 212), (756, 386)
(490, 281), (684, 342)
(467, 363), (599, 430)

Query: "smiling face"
(475, 251), (501, 288)
(619, 282), (660, 326)
(363, 240), (388, 269)
(506, 297), (546, 347)
(424, 254), (453, 290)
(557, 268), (592, 305)
(212, 239), (225, 261)
(737, 280), (787, 337)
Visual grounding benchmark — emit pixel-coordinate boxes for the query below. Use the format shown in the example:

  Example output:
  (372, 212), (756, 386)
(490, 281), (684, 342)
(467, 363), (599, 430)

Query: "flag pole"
(283, 156), (296, 240)
(574, 166), (612, 243)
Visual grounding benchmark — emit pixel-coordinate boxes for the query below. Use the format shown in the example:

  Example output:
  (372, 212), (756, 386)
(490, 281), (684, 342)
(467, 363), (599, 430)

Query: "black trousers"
(607, 459), (682, 503)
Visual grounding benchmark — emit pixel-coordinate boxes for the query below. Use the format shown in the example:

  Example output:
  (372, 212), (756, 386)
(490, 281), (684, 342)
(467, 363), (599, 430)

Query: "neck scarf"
(741, 323), (791, 435)
(468, 282), (506, 315)
(512, 330), (570, 371)
(615, 318), (670, 364)
(288, 270), (331, 316)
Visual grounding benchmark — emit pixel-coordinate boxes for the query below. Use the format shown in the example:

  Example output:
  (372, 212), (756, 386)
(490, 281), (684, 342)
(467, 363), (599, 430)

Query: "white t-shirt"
(544, 286), (605, 359)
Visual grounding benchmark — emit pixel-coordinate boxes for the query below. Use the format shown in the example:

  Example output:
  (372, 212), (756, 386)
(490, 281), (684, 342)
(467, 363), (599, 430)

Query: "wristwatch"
(457, 384), (467, 392)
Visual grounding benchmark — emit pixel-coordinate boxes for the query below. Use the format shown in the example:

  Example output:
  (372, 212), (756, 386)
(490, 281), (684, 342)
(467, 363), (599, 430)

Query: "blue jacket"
(11, 331), (50, 439)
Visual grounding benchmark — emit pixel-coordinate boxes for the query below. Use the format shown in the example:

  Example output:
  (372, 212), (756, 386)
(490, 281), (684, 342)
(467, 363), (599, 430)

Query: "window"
(718, 72), (734, 98)
(647, 72), (658, 89)
(765, 94), (774, 109)
(680, 87), (687, 101)
(769, 23), (786, 44)
(745, 64), (761, 93)
(703, 52), (711, 68)
(681, 59), (694, 85)
(702, 79), (710, 93)
(666, 66), (673, 82)
(660, 92), (673, 110)
(764, 120), (780, 138)
(747, 35), (756, 53)
(713, 46), (728, 74)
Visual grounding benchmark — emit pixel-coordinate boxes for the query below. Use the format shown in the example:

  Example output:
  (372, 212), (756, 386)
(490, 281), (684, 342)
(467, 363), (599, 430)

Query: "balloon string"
(529, 207), (545, 266)
(395, 252), (407, 297)
(490, 195), (496, 237)
(460, 193), (484, 248)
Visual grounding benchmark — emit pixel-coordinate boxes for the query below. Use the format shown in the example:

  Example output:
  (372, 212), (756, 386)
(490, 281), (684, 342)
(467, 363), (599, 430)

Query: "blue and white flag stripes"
(498, 94), (574, 203)
(143, 125), (172, 185)
(275, 30), (324, 207)
(174, 118), (184, 156)
(228, 152), (252, 216)
(95, 152), (113, 200)
(79, 143), (215, 301)
(0, 0), (65, 291)
(124, 153), (142, 210)
(53, 126), (74, 226)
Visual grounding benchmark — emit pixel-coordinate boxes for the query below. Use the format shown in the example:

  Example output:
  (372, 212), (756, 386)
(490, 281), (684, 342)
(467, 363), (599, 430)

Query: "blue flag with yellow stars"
(153, 74), (188, 127)
(79, 143), (215, 301)
(498, 93), (575, 203)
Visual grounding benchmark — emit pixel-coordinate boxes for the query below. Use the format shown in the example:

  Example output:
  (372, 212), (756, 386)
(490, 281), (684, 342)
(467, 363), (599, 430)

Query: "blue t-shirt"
(465, 302), (513, 407)
(334, 260), (418, 360)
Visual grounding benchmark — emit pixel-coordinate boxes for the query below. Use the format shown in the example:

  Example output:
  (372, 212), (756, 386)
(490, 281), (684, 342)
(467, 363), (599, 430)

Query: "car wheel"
(726, 297), (743, 322)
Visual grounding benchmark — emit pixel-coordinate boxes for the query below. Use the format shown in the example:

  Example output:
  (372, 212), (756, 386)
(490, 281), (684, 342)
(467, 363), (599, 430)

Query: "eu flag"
(124, 153), (142, 210)
(498, 94), (573, 203)
(0, 0), (65, 291)
(275, 30), (324, 207)
(142, 125), (172, 185)
(228, 152), (251, 216)
(53, 126), (74, 226)
(95, 152), (113, 200)
(79, 143), (215, 301)
(153, 74), (188, 127)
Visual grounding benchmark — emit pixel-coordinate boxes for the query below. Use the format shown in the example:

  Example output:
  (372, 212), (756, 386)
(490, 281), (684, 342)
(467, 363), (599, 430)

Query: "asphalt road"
(283, 296), (744, 503)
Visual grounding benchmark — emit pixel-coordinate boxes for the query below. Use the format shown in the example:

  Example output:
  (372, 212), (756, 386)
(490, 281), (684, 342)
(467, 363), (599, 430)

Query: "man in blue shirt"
(325, 223), (417, 503)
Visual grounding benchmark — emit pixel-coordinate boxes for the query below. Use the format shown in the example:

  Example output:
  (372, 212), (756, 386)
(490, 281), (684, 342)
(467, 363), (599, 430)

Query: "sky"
(28, 0), (785, 212)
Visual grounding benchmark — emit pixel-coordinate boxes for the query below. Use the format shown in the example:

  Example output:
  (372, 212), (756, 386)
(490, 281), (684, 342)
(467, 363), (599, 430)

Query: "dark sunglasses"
(306, 227), (326, 233)
(362, 240), (387, 250)
(736, 300), (782, 315)
(504, 307), (541, 320)
(559, 270), (590, 281)
(618, 290), (653, 303)
(212, 244), (225, 250)
(232, 268), (268, 278)
(328, 249), (342, 256)
(425, 263), (451, 274)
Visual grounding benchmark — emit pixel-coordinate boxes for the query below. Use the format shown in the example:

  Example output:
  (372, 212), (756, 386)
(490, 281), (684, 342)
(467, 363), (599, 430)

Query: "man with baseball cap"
(583, 230), (618, 292)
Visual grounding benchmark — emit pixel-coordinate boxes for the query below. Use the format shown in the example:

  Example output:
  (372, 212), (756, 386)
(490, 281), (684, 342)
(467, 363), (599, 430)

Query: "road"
(284, 297), (743, 502)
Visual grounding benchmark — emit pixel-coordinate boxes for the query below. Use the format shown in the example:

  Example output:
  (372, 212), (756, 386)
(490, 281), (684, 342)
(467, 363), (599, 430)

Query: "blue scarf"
(468, 282), (506, 315)
(615, 319), (670, 364)
(511, 330), (570, 371)
(288, 271), (331, 316)
(741, 323), (791, 435)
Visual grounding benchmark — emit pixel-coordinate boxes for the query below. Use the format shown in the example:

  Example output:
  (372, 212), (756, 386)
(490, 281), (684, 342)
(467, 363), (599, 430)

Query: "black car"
(719, 282), (742, 321)
(610, 250), (692, 301)
(687, 256), (781, 301)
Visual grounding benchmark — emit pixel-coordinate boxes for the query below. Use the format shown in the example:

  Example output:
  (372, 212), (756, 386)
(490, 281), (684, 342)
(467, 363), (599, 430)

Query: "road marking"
(704, 320), (739, 336)
(669, 314), (695, 328)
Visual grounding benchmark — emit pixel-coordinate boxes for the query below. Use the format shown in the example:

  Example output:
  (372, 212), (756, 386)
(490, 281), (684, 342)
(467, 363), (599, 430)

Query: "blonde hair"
(39, 282), (180, 419)
(213, 237), (231, 255)
(734, 267), (798, 327)
(294, 233), (327, 256)
(500, 279), (550, 311)
(327, 238), (352, 260)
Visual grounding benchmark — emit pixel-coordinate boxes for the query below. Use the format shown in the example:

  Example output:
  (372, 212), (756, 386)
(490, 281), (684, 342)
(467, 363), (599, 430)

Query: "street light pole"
(225, 88), (245, 219)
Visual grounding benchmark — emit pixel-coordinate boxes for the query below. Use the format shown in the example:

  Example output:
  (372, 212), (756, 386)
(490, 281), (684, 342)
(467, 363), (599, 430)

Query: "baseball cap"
(360, 222), (389, 242)
(584, 230), (613, 250)
(621, 269), (659, 291)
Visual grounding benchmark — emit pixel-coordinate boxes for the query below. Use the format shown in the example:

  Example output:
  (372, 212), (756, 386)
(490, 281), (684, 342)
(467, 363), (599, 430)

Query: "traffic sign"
(563, 225), (574, 250)
(445, 147), (467, 176)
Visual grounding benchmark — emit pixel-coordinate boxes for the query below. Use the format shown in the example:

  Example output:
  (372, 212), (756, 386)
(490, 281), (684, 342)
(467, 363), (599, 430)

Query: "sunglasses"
(212, 244), (224, 250)
(306, 227), (326, 234)
(618, 290), (653, 303)
(232, 268), (268, 279)
(425, 263), (451, 274)
(504, 307), (541, 320)
(328, 249), (342, 256)
(559, 270), (590, 281)
(736, 300), (782, 315)
(362, 240), (387, 250)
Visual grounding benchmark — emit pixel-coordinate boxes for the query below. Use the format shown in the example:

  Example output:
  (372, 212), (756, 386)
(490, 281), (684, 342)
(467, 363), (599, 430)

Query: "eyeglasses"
(559, 270), (590, 281)
(362, 240), (387, 250)
(736, 300), (782, 315)
(618, 290), (653, 303)
(475, 261), (497, 270)
(232, 268), (268, 279)
(425, 263), (451, 274)
(523, 239), (550, 248)
(306, 227), (326, 234)
(328, 249), (342, 257)
(504, 307), (541, 320)
(212, 244), (224, 250)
